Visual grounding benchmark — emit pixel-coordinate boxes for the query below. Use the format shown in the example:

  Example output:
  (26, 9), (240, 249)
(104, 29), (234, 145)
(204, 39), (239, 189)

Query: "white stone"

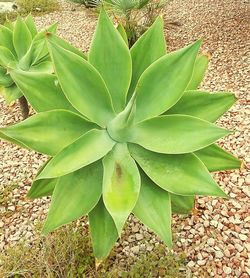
(197, 260), (206, 266)
(235, 244), (244, 252)
(223, 266), (232, 274)
(207, 238), (215, 246)
(239, 234), (248, 241)
(135, 233), (143, 241)
(245, 267), (250, 276)
(130, 246), (140, 254)
(0, 2), (16, 12)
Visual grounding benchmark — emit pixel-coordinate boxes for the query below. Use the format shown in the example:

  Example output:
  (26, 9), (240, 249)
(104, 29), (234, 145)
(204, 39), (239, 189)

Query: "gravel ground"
(0, 0), (250, 277)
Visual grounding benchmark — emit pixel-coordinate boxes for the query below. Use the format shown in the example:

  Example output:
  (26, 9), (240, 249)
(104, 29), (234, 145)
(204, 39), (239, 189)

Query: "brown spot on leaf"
(115, 163), (123, 183)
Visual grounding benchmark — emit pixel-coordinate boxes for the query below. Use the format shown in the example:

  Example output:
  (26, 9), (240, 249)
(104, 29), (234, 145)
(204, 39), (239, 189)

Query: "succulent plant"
(0, 10), (241, 260)
(0, 15), (57, 118)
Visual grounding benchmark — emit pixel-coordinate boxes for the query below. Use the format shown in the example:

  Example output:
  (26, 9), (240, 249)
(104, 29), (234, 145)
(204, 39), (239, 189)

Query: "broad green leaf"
(0, 84), (22, 103)
(166, 91), (237, 122)
(0, 46), (16, 67)
(170, 194), (195, 214)
(37, 129), (116, 179)
(133, 172), (172, 247)
(130, 115), (230, 154)
(129, 144), (227, 197)
(28, 178), (57, 199)
(186, 54), (209, 90)
(135, 40), (201, 122)
(13, 17), (32, 59)
(46, 33), (86, 59)
(88, 9), (132, 112)
(18, 39), (42, 70)
(0, 127), (27, 148)
(103, 143), (140, 234)
(47, 39), (115, 127)
(117, 23), (128, 46)
(43, 161), (103, 234)
(28, 39), (48, 66)
(89, 198), (119, 260)
(31, 24), (58, 65)
(30, 61), (53, 73)
(0, 110), (95, 156)
(28, 159), (56, 199)
(11, 70), (77, 113)
(25, 14), (38, 38)
(128, 17), (166, 100)
(0, 66), (13, 87)
(195, 144), (241, 172)
(0, 25), (16, 55)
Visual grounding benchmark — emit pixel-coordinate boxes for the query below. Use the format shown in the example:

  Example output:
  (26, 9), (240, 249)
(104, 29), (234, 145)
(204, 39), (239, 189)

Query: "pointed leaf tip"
(89, 7), (131, 112)
(135, 39), (202, 122)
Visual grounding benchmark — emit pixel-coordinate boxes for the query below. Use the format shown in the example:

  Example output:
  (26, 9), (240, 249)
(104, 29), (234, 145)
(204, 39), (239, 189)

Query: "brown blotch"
(115, 163), (123, 183)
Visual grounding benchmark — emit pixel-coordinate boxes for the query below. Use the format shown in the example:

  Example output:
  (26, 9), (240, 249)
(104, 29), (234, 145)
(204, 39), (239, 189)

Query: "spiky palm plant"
(0, 15), (57, 118)
(0, 10), (241, 260)
(104, 0), (170, 47)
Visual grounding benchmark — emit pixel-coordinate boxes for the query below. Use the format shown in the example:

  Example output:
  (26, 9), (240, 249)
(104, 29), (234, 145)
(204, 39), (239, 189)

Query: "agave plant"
(0, 15), (57, 118)
(0, 10), (241, 260)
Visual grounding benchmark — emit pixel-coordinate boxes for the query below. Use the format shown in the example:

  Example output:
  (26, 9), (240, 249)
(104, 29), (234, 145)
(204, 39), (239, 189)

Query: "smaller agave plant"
(0, 15), (57, 118)
(0, 10), (241, 261)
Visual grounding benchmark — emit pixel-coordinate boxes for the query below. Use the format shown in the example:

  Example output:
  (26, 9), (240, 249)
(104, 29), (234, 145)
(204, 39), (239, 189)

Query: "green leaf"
(0, 110), (95, 156)
(89, 198), (119, 260)
(170, 194), (195, 214)
(130, 115), (230, 154)
(107, 94), (136, 142)
(134, 40), (201, 122)
(117, 23), (128, 46)
(194, 144), (241, 172)
(166, 91), (237, 122)
(47, 39), (115, 127)
(186, 54), (209, 90)
(28, 159), (57, 199)
(46, 33), (86, 59)
(129, 144), (227, 197)
(0, 25), (16, 55)
(18, 38), (44, 70)
(13, 17), (32, 59)
(25, 15), (38, 38)
(0, 66), (13, 87)
(128, 17), (166, 100)
(0, 125), (27, 148)
(11, 70), (78, 113)
(37, 129), (116, 179)
(103, 143), (140, 234)
(28, 178), (57, 199)
(30, 25), (58, 65)
(0, 84), (22, 103)
(133, 172), (172, 247)
(43, 161), (103, 234)
(0, 46), (16, 67)
(88, 9), (132, 113)
(30, 61), (53, 73)
(28, 39), (48, 66)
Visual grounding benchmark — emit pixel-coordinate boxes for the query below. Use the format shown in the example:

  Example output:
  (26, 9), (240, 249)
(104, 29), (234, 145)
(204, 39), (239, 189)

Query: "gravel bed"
(0, 0), (250, 277)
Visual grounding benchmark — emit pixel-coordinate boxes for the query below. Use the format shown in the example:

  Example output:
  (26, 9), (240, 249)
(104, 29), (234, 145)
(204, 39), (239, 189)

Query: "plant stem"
(18, 96), (29, 119)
